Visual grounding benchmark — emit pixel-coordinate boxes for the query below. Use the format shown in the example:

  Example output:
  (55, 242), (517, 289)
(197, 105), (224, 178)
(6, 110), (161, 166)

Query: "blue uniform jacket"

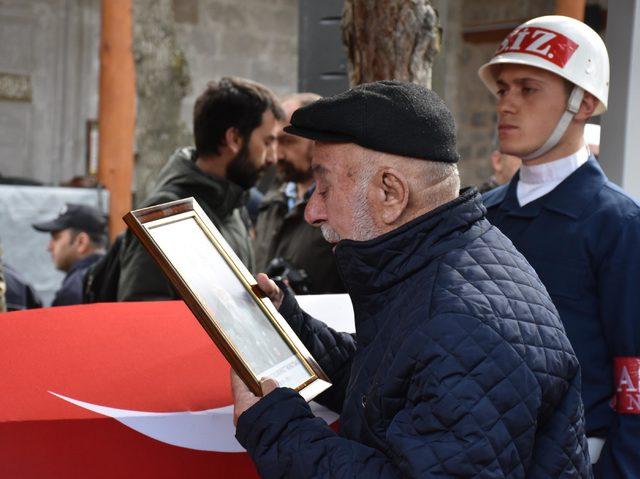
(51, 253), (103, 307)
(236, 190), (591, 478)
(483, 158), (640, 479)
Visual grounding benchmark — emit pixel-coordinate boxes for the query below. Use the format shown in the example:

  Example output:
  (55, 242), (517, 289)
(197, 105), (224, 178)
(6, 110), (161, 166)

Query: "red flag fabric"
(0, 302), (337, 478)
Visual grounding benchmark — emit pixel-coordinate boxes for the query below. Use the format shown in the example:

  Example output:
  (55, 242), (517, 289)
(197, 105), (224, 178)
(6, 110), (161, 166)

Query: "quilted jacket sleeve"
(236, 312), (553, 478)
(593, 212), (640, 479)
(277, 285), (356, 412)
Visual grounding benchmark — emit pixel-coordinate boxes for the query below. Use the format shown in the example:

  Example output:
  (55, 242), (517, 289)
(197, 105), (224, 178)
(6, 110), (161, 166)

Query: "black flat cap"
(284, 80), (460, 163)
(33, 203), (107, 235)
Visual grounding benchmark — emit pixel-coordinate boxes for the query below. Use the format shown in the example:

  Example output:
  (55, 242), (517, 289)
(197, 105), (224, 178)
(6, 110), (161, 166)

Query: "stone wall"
(0, 0), (100, 184)
(132, 0), (298, 203)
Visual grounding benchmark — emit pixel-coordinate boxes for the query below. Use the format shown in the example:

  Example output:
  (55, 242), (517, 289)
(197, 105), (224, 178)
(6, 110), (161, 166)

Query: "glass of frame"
(123, 197), (331, 401)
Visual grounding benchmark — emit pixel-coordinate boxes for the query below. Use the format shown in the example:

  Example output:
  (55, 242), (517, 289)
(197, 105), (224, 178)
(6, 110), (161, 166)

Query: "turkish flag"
(0, 302), (338, 478)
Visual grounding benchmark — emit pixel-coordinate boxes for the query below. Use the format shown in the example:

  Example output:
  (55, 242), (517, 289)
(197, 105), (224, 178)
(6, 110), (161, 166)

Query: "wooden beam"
(555, 0), (585, 20)
(97, 0), (136, 242)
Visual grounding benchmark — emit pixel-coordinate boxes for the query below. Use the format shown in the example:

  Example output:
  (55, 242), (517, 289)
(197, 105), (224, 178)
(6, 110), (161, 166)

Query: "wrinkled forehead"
(311, 142), (365, 176)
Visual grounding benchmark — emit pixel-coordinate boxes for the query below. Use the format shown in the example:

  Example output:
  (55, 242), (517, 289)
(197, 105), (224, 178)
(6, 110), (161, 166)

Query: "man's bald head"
(281, 93), (322, 122)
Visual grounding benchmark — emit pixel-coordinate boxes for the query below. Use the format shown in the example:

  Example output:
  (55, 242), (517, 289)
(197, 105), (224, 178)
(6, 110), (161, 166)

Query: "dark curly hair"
(193, 77), (284, 157)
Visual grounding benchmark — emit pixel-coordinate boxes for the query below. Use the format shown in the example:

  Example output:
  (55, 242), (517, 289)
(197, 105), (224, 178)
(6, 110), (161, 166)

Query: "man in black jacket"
(230, 81), (591, 478)
(32, 203), (106, 306)
(118, 77), (283, 301)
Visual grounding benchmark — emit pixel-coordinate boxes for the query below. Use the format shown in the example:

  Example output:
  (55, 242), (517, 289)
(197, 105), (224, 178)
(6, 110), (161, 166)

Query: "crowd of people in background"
(0, 13), (638, 478)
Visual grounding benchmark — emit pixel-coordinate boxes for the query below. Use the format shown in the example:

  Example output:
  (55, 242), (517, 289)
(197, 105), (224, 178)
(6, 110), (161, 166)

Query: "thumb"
(255, 273), (279, 296)
(260, 377), (279, 396)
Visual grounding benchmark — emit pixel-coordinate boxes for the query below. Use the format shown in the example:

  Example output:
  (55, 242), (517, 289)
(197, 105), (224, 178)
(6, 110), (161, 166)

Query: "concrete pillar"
(97, 0), (136, 240)
(555, 0), (585, 20)
(599, 0), (640, 198)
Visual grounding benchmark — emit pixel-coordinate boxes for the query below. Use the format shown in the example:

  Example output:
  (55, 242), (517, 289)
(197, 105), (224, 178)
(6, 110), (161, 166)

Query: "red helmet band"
(494, 26), (579, 68)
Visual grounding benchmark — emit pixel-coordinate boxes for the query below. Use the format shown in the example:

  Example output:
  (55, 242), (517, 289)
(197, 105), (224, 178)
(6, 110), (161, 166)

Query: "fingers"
(230, 370), (281, 426)
(230, 368), (243, 390)
(231, 369), (254, 426)
(260, 377), (279, 396)
(255, 272), (284, 308)
(256, 273), (278, 296)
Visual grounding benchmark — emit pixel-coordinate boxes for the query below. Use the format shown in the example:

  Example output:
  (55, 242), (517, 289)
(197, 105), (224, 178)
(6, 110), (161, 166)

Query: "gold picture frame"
(123, 197), (331, 401)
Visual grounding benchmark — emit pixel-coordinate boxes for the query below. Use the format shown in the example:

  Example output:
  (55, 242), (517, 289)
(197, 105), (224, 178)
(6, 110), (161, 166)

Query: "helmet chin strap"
(522, 86), (584, 160)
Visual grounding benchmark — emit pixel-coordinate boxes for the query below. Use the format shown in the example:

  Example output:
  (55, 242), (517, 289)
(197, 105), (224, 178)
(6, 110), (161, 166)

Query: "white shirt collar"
(519, 146), (589, 185)
(516, 146), (589, 206)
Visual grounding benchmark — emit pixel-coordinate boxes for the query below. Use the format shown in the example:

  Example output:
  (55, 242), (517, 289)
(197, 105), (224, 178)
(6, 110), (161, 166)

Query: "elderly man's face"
(304, 142), (377, 243)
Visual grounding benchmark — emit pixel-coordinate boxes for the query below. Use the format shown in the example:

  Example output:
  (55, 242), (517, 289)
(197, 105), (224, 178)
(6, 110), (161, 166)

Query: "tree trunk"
(132, 0), (192, 206)
(342, 0), (440, 88)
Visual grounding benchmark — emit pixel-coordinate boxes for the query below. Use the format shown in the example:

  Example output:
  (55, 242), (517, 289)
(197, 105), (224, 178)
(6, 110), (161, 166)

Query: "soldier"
(480, 15), (640, 477)
(230, 81), (591, 478)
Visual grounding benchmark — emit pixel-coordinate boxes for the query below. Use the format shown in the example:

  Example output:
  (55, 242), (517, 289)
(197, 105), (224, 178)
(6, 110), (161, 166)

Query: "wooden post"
(97, 0), (136, 241)
(555, 0), (585, 20)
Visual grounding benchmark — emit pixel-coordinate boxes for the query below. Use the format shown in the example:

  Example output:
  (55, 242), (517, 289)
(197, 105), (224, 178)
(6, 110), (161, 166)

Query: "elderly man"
(230, 81), (591, 477)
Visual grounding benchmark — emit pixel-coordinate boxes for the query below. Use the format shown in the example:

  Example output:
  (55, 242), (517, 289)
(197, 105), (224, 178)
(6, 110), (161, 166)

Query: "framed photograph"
(123, 197), (331, 401)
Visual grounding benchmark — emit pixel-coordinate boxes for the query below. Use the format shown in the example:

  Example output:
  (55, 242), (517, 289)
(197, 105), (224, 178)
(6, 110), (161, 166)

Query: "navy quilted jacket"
(236, 189), (592, 478)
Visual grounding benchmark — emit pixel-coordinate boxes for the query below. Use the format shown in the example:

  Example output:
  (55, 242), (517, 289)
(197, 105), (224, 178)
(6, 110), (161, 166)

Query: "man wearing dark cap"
(230, 81), (591, 477)
(33, 203), (107, 306)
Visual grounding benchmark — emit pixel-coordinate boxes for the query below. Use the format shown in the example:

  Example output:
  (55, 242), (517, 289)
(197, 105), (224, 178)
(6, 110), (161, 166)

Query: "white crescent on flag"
(49, 391), (339, 453)
(1, 300), (354, 477)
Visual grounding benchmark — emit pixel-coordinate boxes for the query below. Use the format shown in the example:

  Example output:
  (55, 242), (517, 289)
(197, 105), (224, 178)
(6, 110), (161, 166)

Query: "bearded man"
(118, 77), (283, 301)
(254, 92), (345, 294)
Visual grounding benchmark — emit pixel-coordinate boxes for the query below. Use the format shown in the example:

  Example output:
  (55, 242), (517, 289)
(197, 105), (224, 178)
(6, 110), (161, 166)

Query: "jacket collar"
(334, 188), (488, 299)
(261, 184), (313, 220)
(493, 157), (607, 220)
(157, 148), (248, 219)
(67, 253), (103, 276)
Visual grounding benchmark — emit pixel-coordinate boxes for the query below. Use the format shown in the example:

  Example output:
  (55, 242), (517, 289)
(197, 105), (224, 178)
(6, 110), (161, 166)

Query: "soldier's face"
(494, 64), (568, 160)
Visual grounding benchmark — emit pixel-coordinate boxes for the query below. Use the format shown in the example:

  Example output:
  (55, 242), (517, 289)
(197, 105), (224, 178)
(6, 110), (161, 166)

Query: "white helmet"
(478, 16), (610, 159)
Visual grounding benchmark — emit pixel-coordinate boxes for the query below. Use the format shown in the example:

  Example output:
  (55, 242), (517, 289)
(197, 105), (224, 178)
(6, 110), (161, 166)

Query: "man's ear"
(575, 92), (598, 121)
(73, 231), (91, 253)
(377, 168), (409, 225)
(224, 127), (244, 154)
